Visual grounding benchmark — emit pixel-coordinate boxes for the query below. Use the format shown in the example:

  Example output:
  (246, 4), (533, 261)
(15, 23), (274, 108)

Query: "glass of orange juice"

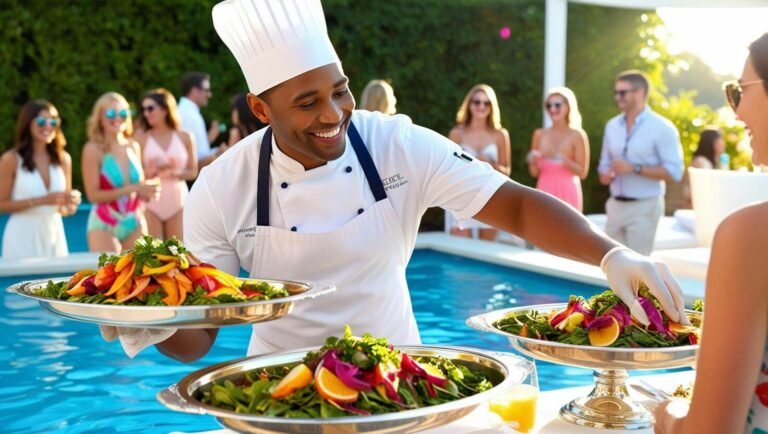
(488, 356), (539, 433)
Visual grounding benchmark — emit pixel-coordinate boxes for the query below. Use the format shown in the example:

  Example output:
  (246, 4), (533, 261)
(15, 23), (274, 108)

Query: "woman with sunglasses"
(527, 87), (589, 212)
(134, 88), (197, 241)
(653, 33), (768, 434)
(0, 100), (81, 258)
(446, 84), (511, 241)
(82, 92), (160, 253)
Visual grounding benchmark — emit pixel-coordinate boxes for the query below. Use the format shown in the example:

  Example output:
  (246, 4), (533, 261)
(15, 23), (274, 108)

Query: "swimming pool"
(0, 248), (677, 433)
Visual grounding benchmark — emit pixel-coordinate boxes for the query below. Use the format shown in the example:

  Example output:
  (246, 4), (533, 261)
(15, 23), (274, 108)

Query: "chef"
(104, 0), (688, 361)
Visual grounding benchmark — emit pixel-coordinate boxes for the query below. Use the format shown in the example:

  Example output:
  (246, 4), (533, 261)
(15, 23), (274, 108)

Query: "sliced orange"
(271, 363), (313, 399)
(588, 316), (621, 347)
(669, 321), (699, 335)
(315, 366), (359, 403)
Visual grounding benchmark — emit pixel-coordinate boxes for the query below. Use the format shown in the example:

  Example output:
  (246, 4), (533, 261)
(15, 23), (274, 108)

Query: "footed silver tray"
(158, 345), (533, 434)
(467, 303), (702, 430)
(7, 277), (335, 329)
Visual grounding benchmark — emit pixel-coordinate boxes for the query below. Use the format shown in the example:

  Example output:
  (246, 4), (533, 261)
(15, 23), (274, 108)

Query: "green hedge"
(2, 0), (659, 223)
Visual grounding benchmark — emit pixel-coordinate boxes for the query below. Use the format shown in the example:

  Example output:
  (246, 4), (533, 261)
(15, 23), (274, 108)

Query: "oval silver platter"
(158, 345), (532, 434)
(467, 302), (702, 430)
(466, 302), (701, 370)
(7, 277), (336, 329)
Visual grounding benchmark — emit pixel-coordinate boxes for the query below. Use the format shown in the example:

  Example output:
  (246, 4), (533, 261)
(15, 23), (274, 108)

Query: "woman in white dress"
(0, 100), (80, 258)
(447, 84), (511, 241)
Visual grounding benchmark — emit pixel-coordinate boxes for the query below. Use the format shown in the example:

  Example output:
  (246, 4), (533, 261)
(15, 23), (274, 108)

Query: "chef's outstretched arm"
(475, 181), (614, 264)
(474, 181), (688, 325)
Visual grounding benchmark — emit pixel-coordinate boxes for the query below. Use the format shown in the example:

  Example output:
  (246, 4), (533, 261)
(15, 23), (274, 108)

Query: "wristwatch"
(633, 164), (642, 174)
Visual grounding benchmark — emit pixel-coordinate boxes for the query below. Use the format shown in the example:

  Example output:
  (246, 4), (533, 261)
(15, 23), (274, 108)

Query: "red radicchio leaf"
(83, 276), (100, 295)
(549, 300), (577, 327)
(606, 304), (632, 328)
(400, 354), (447, 387)
(572, 302), (595, 318)
(585, 315), (615, 330)
(638, 296), (668, 334)
(322, 350), (372, 391)
(551, 299), (595, 327)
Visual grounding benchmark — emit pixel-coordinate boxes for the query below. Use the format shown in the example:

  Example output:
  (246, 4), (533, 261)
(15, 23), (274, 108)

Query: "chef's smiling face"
(248, 63), (355, 170)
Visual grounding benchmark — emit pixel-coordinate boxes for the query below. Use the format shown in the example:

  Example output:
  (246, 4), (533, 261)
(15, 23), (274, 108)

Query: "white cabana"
(543, 0), (768, 108)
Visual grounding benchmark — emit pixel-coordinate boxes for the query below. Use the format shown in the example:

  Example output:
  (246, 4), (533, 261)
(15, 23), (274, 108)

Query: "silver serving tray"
(158, 345), (532, 434)
(466, 303), (702, 370)
(7, 277), (336, 329)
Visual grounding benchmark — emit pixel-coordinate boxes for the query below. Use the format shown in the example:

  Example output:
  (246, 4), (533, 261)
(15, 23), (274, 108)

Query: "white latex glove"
(99, 325), (177, 358)
(601, 246), (690, 326)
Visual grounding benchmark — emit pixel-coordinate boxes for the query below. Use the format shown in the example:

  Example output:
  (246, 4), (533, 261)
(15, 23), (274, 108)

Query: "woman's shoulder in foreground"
(715, 202), (768, 259)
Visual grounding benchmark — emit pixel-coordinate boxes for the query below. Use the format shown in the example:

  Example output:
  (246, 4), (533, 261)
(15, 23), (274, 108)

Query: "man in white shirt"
(177, 71), (222, 169)
(598, 71), (684, 255)
(107, 0), (689, 362)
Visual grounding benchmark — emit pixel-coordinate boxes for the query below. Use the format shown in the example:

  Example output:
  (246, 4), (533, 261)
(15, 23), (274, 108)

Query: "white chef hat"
(212, 0), (341, 96)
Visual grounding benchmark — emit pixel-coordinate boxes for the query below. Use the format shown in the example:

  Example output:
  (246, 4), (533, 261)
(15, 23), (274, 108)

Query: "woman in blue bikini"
(81, 92), (160, 253)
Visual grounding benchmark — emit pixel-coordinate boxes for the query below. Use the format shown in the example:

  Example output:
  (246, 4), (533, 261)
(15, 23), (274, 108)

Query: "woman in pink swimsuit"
(134, 88), (197, 240)
(527, 87), (589, 212)
(446, 84), (511, 241)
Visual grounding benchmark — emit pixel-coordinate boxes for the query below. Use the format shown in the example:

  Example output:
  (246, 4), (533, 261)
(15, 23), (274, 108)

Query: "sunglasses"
(471, 99), (491, 107)
(141, 105), (158, 113)
(546, 102), (564, 110)
(724, 79), (764, 111)
(614, 88), (637, 98)
(105, 108), (129, 120)
(34, 116), (59, 127)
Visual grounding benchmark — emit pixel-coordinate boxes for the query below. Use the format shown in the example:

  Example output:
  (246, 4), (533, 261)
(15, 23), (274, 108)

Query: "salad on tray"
(494, 288), (703, 348)
(35, 236), (289, 306)
(198, 326), (495, 418)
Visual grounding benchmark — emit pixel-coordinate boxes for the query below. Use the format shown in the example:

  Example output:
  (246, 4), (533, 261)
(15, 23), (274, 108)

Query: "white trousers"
(605, 196), (664, 255)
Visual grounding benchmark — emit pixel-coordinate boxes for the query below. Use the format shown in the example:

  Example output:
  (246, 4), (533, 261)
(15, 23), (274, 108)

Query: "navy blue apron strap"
(347, 122), (387, 202)
(256, 127), (272, 226)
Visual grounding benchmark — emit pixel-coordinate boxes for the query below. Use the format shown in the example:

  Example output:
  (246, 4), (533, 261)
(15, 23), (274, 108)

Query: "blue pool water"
(0, 249), (680, 433)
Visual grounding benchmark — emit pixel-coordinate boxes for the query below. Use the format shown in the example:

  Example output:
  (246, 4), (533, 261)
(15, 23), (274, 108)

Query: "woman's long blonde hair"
(545, 87), (582, 129)
(86, 92), (133, 149)
(359, 80), (397, 115)
(455, 84), (502, 129)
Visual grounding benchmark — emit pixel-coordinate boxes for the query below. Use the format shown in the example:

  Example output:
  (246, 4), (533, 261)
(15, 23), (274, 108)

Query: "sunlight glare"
(657, 7), (768, 77)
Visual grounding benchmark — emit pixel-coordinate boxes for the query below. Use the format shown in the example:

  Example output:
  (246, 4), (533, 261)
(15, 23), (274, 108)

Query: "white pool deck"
(2, 232), (707, 432)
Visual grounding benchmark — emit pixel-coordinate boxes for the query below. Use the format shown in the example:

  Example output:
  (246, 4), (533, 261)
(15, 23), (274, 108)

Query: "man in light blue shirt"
(597, 70), (683, 255)
(178, 71), (222, 170)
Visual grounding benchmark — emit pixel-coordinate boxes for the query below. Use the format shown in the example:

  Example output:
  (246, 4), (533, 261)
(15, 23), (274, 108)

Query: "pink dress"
(536, 157), (582, 212)
(143, 132), (189, 221)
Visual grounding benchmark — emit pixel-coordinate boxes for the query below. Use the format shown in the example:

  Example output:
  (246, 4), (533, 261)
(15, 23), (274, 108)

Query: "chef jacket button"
(357, 208), (364, 214)
(281, 182), (288, 189)
(345, 166), (352, 173)
(290, 226), (297, 232)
